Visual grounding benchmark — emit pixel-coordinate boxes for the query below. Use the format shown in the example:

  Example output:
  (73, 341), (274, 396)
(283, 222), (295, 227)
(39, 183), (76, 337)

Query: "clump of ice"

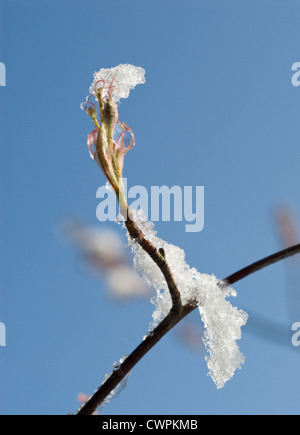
(98, 355), (131, 411)
(90, 64), (146, 103)
(127, 209), (248, 389)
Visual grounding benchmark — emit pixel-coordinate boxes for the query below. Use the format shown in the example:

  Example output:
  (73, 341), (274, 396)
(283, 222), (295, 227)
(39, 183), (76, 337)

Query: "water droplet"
(106, 181), (114, 192)
(113, 360), (120, 370)
(123, 128), (135, 148)
(80, 101), (89, 111)
(87, 130), (98, 160)
(113, 123), (134, 149)
(113, 123), (123, 147)
(119, 354), (129, 364)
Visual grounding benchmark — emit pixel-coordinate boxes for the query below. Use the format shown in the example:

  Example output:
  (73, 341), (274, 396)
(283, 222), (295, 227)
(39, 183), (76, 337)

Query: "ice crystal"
(90, 64), (146, 103)
(98, 355), (131, 411)
(127, 209), (248, 389)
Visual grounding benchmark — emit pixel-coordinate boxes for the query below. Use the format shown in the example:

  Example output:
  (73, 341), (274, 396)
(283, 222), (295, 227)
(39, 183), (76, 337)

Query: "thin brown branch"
(76, 307), (193, 416)
(75, 244), (300, 415)
(125, 210), (183, 314)
(225, 244), (300, 285)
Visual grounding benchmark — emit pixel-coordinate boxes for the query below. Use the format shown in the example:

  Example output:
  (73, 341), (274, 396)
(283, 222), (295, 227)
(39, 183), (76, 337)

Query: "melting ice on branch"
(97, 355), (131, 411)
(126, 210), (248, 389)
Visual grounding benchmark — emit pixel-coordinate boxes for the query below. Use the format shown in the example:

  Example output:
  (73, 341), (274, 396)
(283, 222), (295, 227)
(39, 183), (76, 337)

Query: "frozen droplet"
(113, 361), (120, 370)
(123, 128), (135, 148)
(87, 129), (98, 160)
(80, 101), (89, 112)
(113, 122), (123, 147)
(81, 97), (97, 119)
(106, 181), (114, 192)
(113, 122), (135, 149)
(119, 355), (129, 364)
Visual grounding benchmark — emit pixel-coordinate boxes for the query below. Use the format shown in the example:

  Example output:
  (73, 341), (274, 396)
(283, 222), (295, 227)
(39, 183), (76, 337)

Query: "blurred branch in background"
(274, 204), (300, 324)
(62, 219), (151, 301)
(244, 204), (300, 349)
(175, 317), (205, 352)
(243, 311), (291, 349)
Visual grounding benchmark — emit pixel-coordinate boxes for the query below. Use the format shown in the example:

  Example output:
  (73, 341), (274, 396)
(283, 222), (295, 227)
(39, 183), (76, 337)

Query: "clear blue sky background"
(1, 0), (300, 415)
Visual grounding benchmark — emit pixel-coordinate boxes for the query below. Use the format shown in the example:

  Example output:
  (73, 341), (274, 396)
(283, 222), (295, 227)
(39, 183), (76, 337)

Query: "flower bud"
(102, 98), (118, 132)
(80, 99), (99, 126)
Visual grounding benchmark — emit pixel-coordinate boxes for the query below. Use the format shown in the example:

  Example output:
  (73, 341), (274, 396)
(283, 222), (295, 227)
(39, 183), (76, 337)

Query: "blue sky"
(1, 0), (300, 415)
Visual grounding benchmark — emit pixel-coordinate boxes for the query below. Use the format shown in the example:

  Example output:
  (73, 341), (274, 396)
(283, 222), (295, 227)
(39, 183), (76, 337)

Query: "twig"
(225, 244), (300, 285)
(76, 309), (192, 416)
(75, 244), (300, 415)
(125, 212), (182, 314)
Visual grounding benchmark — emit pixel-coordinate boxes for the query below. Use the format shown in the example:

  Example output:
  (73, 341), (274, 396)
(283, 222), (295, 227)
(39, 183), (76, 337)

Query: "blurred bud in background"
(176, 319), (205, 352)
(62, 219), (151, 300)
(77, 393), (99, 415)
(241, 204), (300, 349)
(275, 204), (300, 255)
